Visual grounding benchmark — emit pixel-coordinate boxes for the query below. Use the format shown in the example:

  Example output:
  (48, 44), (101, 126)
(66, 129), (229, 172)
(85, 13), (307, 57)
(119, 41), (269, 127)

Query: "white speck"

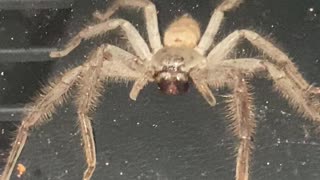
(136, 122), (140, 125)
(152, 124), (158, 128)
(10, 113), (14, 117)
(113, 119), (117, 122)
(120, 172), (123, 175)
(0, 72), (4, 76)
(201, 171), (208, 176)
(1, 129), (4, 134)
(124, 160), (128, 164)
(155, 157), (159, 160)
(301, 161), (306, 165)
(280, 110), (286, 115)
(10, 37), (14, 40)
(65, 170), (68, 174)
(265, 101), (269, 104)
(47, 138), (51, 144)
(267, 162), (270, 165)
(309, 7), (314, 12)
(271, 24), (275, 28)
(105, 162), (109, 166)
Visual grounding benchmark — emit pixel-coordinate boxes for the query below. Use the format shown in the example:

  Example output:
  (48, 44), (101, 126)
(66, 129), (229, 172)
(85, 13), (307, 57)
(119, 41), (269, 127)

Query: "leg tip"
(49, 51), (62, 58)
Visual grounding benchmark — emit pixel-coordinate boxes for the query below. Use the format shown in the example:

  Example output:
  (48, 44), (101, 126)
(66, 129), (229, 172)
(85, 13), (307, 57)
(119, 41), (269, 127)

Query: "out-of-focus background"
(0, 0), (320, 179)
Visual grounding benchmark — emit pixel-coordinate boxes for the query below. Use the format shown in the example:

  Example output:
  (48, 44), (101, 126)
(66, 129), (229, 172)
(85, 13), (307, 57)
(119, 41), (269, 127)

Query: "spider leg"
(227, 75), (255, 180)
(219, 58), (320, 121)
(93, 0), (163, 52)
(50, 18), (152, 61)
(207, 30), (311, 91)
(76, 46), (106, 180)
(75, 44), (147, 179)
(195, 0), (244, 55)
(0, 66), (83, 180)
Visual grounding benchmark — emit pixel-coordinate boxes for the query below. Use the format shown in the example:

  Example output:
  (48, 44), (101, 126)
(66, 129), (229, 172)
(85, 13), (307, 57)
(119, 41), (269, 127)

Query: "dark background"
(1, 0), (320, 179)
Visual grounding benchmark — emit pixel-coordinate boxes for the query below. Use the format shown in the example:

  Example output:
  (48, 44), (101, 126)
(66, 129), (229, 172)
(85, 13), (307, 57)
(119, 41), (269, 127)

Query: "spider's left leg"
(220, 58), (320, 121)
(93, 0), (162, 52)
(195, 0), (244, 55)
(207, 30), (317, 93)
(226, 75), (256, 180)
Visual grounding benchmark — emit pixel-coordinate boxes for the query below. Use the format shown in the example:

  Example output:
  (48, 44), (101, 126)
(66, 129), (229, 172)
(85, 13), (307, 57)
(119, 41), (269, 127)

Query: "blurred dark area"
(0, 0), (320, 179)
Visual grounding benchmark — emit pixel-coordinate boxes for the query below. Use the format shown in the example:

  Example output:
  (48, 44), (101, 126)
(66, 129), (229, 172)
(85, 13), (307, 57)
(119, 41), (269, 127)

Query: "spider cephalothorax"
(151, 47), (205, 95)
(2, 0), (320, 180)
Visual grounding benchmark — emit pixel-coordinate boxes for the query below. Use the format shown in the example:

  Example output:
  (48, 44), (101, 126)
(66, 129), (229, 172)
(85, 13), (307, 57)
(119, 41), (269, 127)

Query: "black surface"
(0, 0), (74, 10)
(1, 0), (320, 180)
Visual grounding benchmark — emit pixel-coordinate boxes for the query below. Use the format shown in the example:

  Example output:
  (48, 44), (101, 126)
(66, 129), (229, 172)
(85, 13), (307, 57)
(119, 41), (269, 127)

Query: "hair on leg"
(217, 58), (320, 121)
(75, 46), (107, 180)
(226, 75), (256, 180)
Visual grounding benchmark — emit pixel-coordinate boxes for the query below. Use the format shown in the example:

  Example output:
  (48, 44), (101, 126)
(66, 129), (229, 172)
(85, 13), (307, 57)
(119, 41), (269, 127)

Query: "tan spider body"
(1, 0), (320, 180)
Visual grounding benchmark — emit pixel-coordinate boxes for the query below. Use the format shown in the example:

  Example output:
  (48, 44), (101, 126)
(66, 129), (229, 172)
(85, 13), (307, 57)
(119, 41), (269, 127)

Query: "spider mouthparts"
(157, 79), (189, 95)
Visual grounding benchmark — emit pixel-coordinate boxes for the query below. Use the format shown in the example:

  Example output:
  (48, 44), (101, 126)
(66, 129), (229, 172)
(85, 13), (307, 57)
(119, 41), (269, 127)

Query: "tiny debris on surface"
(16, 163), (26, 178)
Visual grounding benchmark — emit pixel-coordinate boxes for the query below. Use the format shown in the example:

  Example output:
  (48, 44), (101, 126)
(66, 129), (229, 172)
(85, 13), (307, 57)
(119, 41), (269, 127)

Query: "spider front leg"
(226, 75), (256, 180)
(93, 0), (163, 52)
(50, 18), (152, 61)
(0, 66), (83, 180)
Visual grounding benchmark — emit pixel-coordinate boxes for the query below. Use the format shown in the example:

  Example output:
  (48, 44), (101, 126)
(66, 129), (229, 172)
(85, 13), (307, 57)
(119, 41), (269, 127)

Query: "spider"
(1, 0), (320, 179)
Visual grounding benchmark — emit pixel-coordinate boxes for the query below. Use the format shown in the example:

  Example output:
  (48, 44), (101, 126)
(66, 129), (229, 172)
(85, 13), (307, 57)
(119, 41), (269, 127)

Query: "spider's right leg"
(0, 66), (83, 180)
(75, 44), (147, 179)
(93, 0), (162, 52)
(50, 19), (151, 61)
(195, 0), (244, 55)
(75, 46), (106, 180)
